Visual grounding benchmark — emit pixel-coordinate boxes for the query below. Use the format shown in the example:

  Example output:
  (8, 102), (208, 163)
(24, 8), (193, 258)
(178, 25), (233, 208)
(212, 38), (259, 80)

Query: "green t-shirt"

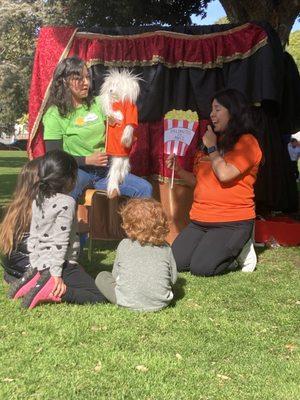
(43, 96), (106, 156)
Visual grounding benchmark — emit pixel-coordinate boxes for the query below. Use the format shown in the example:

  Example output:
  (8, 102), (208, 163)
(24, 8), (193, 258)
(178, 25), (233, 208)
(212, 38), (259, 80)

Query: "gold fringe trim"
(28, 28), (78, 153)
(86, 37), (267, 69)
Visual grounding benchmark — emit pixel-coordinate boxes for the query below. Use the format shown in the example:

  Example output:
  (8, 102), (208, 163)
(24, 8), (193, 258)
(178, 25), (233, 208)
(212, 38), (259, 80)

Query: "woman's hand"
(202, 125), (217, 148)
(51, 276), (67, 298)
(166, 154), (182, 173)
(85, 151), (108, 167)
(166, 153), (196, 187)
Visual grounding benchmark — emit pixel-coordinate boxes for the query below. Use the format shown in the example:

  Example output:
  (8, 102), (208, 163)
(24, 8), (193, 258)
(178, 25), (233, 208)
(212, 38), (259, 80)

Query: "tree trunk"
(219, 0), (300, 47)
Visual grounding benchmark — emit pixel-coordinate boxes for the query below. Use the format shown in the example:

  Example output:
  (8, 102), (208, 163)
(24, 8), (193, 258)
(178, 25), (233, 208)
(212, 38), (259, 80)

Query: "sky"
(191, 0), (300, 32)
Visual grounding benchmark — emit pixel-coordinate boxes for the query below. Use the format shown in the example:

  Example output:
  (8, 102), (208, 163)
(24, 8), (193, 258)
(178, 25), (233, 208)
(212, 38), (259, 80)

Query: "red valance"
(70, 23), (267, 69)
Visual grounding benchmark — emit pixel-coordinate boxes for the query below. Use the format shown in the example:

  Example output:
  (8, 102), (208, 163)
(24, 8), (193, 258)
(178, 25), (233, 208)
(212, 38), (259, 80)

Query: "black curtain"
(86, 22), (299, 212)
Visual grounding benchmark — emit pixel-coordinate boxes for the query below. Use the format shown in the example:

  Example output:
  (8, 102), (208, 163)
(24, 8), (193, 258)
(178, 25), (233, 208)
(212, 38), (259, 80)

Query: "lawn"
(0, 151), (299, 400)
(0, 151), (28, 210)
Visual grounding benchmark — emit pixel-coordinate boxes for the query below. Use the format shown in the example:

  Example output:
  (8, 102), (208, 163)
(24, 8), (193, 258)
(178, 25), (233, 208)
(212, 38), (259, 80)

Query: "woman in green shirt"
(43, 56), (152, 200)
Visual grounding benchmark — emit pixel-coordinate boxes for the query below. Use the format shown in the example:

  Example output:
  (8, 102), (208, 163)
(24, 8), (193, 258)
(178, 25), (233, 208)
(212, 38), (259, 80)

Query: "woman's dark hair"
(36, 150), (78, 207)
(212, 88), (254, 154)
(46, 56), (94, 117)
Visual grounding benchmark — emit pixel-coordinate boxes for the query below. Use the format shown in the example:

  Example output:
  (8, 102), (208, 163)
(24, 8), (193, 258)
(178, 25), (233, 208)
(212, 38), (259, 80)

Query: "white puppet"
(99, 69), (140, 198)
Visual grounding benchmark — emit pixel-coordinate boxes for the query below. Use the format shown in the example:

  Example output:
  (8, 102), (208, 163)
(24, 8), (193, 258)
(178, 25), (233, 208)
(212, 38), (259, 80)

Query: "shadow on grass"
(80, 240), (119, 278)
(170, 276), (187, 306)
(256, 246), (269, 256)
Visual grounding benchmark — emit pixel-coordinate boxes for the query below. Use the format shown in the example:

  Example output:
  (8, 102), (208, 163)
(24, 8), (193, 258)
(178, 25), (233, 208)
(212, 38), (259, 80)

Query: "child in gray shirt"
(95, 198), (177, 312)
(9, 150), (106, 308)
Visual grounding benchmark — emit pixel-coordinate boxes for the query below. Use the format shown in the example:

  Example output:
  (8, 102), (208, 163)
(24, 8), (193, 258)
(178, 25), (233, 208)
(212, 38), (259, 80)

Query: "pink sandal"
(22, 271), (62, 309)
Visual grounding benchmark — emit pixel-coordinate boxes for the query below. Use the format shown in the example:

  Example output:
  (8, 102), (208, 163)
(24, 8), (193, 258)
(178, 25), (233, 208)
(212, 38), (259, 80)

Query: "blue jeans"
(70, 166), (153, 200)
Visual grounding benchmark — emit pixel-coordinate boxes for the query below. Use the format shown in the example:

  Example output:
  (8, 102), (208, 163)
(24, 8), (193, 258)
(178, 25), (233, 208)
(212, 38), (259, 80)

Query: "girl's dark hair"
(212, 88), (254, 154)
(36, 150), (78, 207)
(46, 56), (94, 117)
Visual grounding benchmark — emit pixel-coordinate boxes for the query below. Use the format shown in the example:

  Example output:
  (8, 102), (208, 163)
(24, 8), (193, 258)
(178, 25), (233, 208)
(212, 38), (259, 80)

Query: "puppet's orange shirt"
(105, 100), (138, 157)
(190, 134), (262, 222)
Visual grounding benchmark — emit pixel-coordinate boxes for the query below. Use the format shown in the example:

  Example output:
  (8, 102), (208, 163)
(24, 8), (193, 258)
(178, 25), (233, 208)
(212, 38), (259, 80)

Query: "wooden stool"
(79, 189), (128, 261)
(76, 181), (193, 260)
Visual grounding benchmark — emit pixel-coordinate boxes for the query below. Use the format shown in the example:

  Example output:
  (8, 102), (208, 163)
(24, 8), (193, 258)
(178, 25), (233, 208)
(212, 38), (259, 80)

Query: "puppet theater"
(27, 23), (300, 247)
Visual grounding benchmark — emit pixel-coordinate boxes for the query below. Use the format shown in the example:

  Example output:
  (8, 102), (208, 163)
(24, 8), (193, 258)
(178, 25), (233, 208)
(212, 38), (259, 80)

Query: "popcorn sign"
(164, 109), (199, 156)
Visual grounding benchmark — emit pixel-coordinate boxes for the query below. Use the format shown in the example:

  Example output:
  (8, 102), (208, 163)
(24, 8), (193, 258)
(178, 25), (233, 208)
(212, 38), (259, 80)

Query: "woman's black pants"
(172, 219), (254, 277)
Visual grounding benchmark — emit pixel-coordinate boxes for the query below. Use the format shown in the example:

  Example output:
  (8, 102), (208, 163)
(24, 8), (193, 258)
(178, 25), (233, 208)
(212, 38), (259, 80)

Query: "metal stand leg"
(88, 238), (93, 263)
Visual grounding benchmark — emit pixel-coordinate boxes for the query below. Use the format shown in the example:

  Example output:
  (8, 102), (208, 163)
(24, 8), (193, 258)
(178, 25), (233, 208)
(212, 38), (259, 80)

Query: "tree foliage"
(65, 0), (211, 27)
(0, 0), (69, 130)
(287, 30), (300, 70)
(219, 0), (300, 47)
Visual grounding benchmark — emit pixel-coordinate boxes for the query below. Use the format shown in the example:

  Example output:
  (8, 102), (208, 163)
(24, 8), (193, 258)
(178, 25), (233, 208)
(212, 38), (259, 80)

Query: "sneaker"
(21, 271), (61, 309)
(237, 239), (257, 272)
(8, 268), (40, 299)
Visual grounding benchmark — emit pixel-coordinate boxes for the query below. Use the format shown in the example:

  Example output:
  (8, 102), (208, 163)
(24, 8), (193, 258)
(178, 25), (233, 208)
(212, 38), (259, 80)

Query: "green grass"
(0, 151), (28, 210)
(0, 151), (299, 400)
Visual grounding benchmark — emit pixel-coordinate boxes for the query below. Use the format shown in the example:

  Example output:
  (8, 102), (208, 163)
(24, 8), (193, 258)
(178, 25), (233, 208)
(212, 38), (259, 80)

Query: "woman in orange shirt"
(167, 89), (262, 276)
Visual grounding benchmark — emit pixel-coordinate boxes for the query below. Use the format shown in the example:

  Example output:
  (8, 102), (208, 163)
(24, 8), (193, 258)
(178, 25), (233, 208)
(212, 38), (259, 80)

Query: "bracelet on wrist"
(207, 145), (218, 154)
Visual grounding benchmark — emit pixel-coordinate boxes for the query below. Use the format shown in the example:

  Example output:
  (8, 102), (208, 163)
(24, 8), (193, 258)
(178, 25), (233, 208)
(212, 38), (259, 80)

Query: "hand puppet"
(100, 69), (140, 198)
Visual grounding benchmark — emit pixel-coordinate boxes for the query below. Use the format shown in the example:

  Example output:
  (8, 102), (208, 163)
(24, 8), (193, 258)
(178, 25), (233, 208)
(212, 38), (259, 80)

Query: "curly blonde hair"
(120, 198), (169, 246)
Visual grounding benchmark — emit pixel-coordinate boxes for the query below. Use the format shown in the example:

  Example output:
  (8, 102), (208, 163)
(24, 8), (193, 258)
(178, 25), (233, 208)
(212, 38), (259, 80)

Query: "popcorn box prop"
(164, 110), (199, 157)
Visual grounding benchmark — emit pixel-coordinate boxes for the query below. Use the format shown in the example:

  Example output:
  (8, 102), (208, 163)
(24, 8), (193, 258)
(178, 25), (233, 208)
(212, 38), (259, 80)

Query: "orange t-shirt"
(105, 100), (138, 157)
(190, 134), (262, 223)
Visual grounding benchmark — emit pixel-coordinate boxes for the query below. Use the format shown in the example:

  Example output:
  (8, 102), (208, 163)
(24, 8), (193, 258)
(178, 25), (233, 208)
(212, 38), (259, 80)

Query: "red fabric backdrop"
(28, 24), (267, 178)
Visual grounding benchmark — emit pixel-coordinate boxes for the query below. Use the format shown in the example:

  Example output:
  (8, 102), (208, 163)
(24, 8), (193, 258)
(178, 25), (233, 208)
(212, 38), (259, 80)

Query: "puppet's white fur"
(99, 69), (140, 198)
(107, 157), (131, 196)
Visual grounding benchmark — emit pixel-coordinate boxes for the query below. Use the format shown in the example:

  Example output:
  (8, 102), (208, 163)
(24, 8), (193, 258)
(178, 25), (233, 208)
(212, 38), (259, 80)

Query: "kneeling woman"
(167, 89), (262, 277)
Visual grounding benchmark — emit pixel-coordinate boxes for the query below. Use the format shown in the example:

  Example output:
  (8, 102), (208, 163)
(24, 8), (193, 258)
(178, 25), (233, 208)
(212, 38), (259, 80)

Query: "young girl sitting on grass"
(8, 150), (106, 309)
(95, 198), (177, 312)
(0, 158), (41, 284)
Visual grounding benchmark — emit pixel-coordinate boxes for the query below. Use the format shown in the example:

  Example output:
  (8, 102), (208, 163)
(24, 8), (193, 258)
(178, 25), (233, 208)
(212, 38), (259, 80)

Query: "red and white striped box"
(164, 118), (199, 156)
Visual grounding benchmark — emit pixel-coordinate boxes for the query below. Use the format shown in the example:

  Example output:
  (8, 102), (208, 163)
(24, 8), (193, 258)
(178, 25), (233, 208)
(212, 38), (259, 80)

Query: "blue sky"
(191, 0), (300, 32)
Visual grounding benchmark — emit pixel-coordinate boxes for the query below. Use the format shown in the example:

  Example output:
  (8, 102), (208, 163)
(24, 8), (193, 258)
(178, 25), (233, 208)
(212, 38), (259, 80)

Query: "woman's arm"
(166, 154), (196, 187)
(45, 139), (85, 166)
(208, 151), (240, 183)
(203, 126), (241, 183)
(45, 139), (108, 168)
